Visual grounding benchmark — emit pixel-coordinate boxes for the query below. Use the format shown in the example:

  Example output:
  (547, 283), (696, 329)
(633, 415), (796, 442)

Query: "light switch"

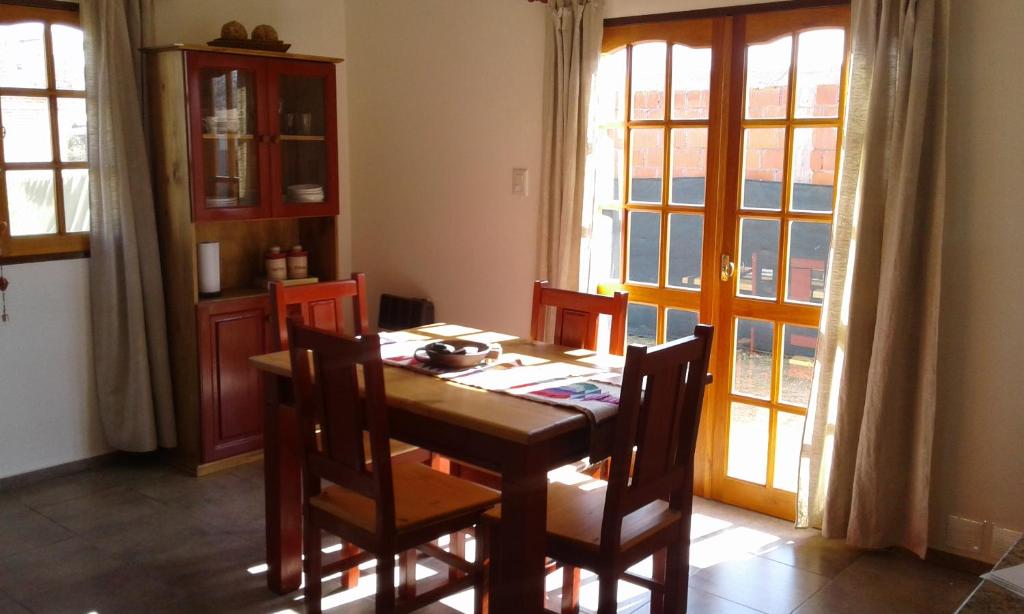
(512, 168), (528, 197)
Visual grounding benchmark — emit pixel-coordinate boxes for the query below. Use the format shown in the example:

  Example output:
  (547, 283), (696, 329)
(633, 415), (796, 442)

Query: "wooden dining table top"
(248, 323), (624, 445)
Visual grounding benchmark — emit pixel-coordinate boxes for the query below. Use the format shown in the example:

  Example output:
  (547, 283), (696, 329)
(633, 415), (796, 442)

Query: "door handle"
(720, 254), (736, 281)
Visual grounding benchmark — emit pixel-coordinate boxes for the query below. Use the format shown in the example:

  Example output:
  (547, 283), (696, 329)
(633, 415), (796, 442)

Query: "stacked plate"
(286, 184), (324, 202)
(205, 196), (239, 208)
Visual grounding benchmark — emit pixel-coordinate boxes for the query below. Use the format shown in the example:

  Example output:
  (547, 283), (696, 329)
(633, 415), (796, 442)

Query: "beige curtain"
(82, 0), (176, 451)
(536, 0), (604, 291)
(797, 0), (949, 557)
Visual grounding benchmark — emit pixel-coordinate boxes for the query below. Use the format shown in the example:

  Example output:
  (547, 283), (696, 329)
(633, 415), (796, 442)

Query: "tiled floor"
(0, 457), (978, 613)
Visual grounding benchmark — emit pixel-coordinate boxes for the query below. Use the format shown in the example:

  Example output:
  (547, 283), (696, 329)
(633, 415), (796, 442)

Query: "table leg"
(263, 374), (303, 594)
(491, 451), (548, 614)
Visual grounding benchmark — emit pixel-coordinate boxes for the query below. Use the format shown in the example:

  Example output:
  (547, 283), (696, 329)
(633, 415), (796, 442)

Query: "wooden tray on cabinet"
(207, 38), (291, 53)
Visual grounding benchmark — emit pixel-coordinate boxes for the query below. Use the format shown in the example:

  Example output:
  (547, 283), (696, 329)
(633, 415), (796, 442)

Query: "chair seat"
(484, 480), (681, 553)
(312, 462), (500, 534)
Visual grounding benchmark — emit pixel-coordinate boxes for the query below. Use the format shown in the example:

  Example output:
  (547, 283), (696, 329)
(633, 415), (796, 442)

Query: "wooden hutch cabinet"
(145, 44), (342, 474)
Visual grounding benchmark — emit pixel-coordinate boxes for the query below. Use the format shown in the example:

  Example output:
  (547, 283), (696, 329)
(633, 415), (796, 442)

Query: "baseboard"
(0, 452), (118, 492)
(193, 450), (263, 477)
(926, 547), (992, 576)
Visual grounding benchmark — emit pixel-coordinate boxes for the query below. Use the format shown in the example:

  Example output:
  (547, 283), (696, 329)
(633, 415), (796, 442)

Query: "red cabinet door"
(197, 296), (269, 462)
(186, 51), (272, 221)
(266, 59), (339, 218)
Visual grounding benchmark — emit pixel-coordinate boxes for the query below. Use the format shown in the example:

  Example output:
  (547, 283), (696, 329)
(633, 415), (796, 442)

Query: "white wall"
(345, 0), (546, 335)
(0, 259), (108, 479)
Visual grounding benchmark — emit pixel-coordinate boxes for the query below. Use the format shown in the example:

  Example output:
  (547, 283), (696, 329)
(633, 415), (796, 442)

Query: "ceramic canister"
(287, 245), (308, 279)
(265, 246), (287, 282)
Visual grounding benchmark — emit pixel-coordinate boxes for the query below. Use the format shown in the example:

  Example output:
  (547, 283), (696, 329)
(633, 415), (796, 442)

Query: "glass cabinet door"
(187, 54), (268, 220)
(270, 61), (336, 217)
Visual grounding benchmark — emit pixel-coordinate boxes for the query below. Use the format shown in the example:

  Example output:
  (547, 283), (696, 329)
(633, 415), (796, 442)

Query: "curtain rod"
(604, 0), (848, 27)
(0, 0), (79, 12)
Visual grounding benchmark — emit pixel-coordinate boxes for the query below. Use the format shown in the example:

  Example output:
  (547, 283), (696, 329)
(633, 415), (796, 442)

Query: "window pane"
(592, 208), (622, 282)
(786, 221), (831, 305)
(0, 23), (47, 89)
(595, 48), (626, 125)
(1, 96), (53, 162)
(631, 42), (666, 120)
(627, 211), (660, 285)
(630, 128), (663, 204)
(594, 127), (624, 203)
(671, 45), (711, 120)
(738, 218), (780, 299)
(62, 169), (90, 233)
(741, 128), (785, 211)
(773, 412), (805, 492)
(791, 127), (837, 212)
(794, 29), (844, 119)
(51, 25), (85, 91)
(745, 36), (792, 120)
(665, 309), (699, 342)
(57, 98), (88, 162)
(733, 318), (773, 399)
(627, 303), (657, 346)
(727, 402), (769, 485)
(6, 170), (56, 236)
(781, 325), (817, 407)
(667, 213), (702, 290)
(670, 127), (707, 206)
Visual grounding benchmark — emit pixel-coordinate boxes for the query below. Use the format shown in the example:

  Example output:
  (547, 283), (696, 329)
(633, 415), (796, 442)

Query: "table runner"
(378, 332), (622, 456)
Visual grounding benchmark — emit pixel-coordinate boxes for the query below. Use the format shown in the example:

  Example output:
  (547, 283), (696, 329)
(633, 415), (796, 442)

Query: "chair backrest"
(530, 280), (629, 355)
(270, 274), (369, 350)
(287, 321), (396, 534)
(600, 324), (714, 556)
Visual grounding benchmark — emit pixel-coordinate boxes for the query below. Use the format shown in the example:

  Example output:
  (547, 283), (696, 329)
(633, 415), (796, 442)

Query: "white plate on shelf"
(206, 197), (239, 208)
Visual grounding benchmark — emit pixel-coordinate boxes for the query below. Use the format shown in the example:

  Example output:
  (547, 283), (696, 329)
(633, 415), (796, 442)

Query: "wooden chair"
(482, 325), (715, 614)
(288, 322), (500, 613)
(270, 275), (369, 351)
(531, 280), (629, 356)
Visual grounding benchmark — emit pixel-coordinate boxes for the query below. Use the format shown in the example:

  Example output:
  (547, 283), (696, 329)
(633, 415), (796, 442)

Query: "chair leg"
(450, 530), (467, 581)
(340, 542), (361, 590)
(597, 570), (618, 614)
(398, 549), (417, 601)
(475, 523), (490, 614)
(560, 566), (581, 614)
(650, 549), (667, 614)
(304, 522), (323, 614)
(663, 541), (688, 613)
(376, 554), (396, 613)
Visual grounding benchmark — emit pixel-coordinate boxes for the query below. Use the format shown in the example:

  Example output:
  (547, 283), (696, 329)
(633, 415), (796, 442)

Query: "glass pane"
(627, 211), (660, 285)
(595, 48), (626, 125)
(0, 23), (46, 89)
(786, 221), (831, 305)
(631, 42), (666, 120)
(667, 213), (702, 290)
(671, 45), (711, 120)
(741, 128), (785, 211)
(57, 98), (87, 162)
(794, 29), (844, 119)
(745, 36), (792, 120)
(51, 25), (85, 91)
(62, 169), (90, 233)
(199, 68), (259, 208)
(1, 96), (53, 162)
(781, 325), (818, 407)
(627, 303), (657, 346)
(670, 128), (707, 206)
(665, 309), (699, 342)
(594, 127), (624, 204)
(738, 218), (780, 299)
(791, 127), (837, 212)
(630, 128), (663, 204)
(593, 208), (622, 281)
(733, 318), (773, 399)
(773, 412), (805, 492)
(282, 141), (326, 203)
(727, 402), (770, 485)
(6, 170), (56, 236)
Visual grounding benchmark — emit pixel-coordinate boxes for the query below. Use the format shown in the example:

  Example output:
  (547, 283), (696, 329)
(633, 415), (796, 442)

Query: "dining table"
(249, 322), (624, 613)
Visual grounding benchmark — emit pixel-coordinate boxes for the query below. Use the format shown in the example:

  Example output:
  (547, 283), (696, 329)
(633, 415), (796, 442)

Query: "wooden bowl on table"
(414, 339), (490, 369)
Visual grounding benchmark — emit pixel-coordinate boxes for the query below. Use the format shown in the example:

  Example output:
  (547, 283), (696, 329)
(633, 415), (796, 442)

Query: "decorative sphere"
(220, 20), (247, 40)
(251, 24), (279, 42)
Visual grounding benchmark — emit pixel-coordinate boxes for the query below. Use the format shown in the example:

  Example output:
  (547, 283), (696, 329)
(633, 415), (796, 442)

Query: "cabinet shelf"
(279, 134), (325, 142)
(202, 133), (255, 140)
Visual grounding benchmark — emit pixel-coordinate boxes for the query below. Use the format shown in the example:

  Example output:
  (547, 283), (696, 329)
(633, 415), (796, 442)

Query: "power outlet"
(946, 515), (985, 552)
(991, 526), (1023, 559)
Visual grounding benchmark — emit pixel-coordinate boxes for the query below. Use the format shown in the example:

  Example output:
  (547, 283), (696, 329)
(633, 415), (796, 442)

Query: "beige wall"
(345, 0), (546, 334)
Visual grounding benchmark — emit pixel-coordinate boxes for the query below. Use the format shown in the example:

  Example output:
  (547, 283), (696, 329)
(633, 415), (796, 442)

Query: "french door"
(594, 4), (850, 519)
